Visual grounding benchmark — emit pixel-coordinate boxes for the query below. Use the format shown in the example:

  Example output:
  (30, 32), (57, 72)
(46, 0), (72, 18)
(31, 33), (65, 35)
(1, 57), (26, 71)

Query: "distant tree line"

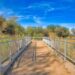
(25, 25), (75, 38)
(0, 16), (25, 36)
(25, 25), (70, 38)
(0, 16), (75, 38)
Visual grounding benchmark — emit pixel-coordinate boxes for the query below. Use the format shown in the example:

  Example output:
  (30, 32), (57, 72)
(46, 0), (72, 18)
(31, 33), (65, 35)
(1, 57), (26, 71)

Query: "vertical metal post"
(55, 38), (59, 56)
(54, 38), (56, 49)
(32, 40), (36, 64)
(0, 43), (3, 75)
(34, 41), (36, 63)
(55, 38), (58, 56)
(25, 37), (26, 46)
(0, 56), (3, 75)
(17, 40), (19, 52)
(20, 39), (22, 49)
(64, 38), (67, 61)
(9, 41), (12, 63)
(58, 38), (60, 51)
(22, 38), (24, 48)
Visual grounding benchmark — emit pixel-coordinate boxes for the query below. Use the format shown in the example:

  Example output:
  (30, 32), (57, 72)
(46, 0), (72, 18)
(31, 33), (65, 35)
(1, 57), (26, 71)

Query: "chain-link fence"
(0, 36), (31, 75)
(43, 37), (75, 64)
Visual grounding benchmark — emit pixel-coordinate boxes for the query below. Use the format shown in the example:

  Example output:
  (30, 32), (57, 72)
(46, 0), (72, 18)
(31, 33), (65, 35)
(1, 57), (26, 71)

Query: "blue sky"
(0, 0), (75, 28)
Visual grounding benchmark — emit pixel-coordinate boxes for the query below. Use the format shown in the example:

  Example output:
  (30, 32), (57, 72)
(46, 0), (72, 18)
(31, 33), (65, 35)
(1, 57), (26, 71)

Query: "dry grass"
(0, 35), (24, 63)
(59, 39), (75, 60)
(9, 41), (75, 75)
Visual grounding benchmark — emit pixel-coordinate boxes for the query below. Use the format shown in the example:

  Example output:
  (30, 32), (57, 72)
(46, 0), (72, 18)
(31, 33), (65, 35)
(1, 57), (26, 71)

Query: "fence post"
(9, 41), (12, 63)
(64, 38), (67, 61)
(32, 40), (36, 64)
(0, 58), (2, 75)
(58, 38), (60, 51)
(0, 47), (3, 75)
(55, 38), (59, 56)
(54, 38), (57, 55)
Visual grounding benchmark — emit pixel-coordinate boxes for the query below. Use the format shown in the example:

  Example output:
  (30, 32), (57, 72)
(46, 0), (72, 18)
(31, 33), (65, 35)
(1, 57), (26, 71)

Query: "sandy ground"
(9, 40), (75, 75)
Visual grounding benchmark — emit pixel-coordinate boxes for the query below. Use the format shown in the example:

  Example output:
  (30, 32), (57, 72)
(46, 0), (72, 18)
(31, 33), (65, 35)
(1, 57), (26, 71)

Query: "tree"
(71, 28), (75, 35)
(35, 26), (43, 33)
(55, 27), (69, 38)
(47, 25), (59, 32)
(47, 25), (59, 39)
(15, 25), (26, 35)
(26, 26), (34, 36)
(0, 16), (6, 32)
(43, 29), (49, 37)
(2, 16), (26, 36)
(5, 24), (15, 35)
(2, 17), (16, 35)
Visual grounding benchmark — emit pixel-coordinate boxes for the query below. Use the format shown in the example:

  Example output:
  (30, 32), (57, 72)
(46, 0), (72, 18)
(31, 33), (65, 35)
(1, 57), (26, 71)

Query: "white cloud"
(0, 8), (14, 17)
(26, 3), (51, 9)
(24, 3), (55, 17)
(44, 6), (71, 17)
(0, 11), (4, 15)
(58, 23), (75, 29)
(44, 7), (55, 16)
(0, 7), (31, 21)
(33, 16), (43, 25)
(16, 15), (32, 21)
(21, 2), (52, 10)
(48, 8), (55, 11)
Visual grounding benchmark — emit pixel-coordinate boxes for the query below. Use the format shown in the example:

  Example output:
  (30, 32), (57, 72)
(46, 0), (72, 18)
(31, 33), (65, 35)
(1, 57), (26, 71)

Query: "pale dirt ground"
(9, 40), (75, 75)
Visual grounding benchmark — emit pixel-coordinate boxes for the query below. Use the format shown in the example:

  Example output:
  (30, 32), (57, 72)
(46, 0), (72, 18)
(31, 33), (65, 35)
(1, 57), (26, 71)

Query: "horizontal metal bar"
(3, 41), (32, 75)
(43, 38), (75, 65)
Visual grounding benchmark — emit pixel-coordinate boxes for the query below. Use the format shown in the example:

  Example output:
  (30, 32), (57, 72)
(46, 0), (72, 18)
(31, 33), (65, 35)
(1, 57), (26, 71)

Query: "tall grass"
(0, 35), (24, 63)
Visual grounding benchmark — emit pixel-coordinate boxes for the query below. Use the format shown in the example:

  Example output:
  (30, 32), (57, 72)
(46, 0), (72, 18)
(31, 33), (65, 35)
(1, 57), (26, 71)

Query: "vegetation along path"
(9, 40), (75, 75)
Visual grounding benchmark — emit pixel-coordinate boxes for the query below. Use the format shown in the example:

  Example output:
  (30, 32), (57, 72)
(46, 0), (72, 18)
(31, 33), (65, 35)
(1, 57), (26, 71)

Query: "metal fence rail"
(43, 37), (75, 64)
(0, 36), (32, 75)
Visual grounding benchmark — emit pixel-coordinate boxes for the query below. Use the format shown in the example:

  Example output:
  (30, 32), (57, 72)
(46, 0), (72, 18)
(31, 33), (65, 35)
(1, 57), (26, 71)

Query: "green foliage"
(47, 25), (60, 32)
(43, 29), (49, 37)
(0, 16), (6, 31)
(4, 24), (15, 35)
(26, 26), (34, 36)
(15, 25), (26, 35)
(25, 26), (49, 37)
(0, 16), (71, 38)
(55, 27), (69, 38)
(71, 28), (75, 35)
(0, 16), (25, 36)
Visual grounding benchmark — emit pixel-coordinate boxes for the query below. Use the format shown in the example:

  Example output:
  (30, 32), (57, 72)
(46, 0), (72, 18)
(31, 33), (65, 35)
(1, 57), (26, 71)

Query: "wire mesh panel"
(0, 41), (10, 63)
(43, 37), (75, 64)
(67, 40), (75, 61)
(0, 39), (10, 75)
(60, 40), (65, 53)
(0, 36), (32, 75)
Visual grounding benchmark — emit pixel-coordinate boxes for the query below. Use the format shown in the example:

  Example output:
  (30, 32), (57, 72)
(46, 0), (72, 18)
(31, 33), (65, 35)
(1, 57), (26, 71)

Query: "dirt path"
(10, 40), (75, 75)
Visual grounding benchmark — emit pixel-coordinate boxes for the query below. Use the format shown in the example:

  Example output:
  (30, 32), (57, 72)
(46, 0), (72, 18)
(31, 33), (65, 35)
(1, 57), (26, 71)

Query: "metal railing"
(0, 36), (32, 75)
(43, 37), (75, 64)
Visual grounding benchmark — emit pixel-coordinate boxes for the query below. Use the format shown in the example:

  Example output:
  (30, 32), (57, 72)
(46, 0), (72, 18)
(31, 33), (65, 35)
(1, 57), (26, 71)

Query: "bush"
(55, 27), (69, 38)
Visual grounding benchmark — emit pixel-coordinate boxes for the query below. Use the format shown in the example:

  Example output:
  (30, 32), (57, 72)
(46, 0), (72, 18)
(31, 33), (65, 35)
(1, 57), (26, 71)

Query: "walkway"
(10, 40), (75, 75)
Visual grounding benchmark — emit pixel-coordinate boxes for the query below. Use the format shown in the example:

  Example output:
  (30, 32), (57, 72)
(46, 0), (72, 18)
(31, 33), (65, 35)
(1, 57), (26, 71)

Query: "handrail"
(0, 36), (32, 75)
(43, 37), (75, 65)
